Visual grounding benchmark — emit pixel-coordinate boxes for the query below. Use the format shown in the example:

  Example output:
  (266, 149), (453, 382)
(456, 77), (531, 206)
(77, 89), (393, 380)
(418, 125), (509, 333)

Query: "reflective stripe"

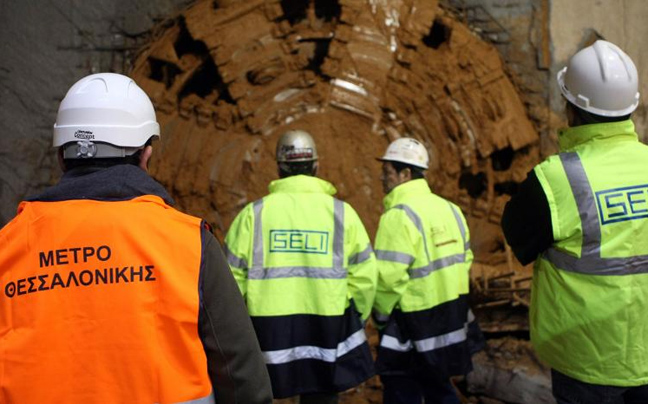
(248, 266), (348, 279)
(408, 253), (466, 279)
(263, 329), (367, 364)
(333, 199), (345, 270)
(252, 199), (264, 270)
(449, 203), (468, 251)
(543, 152), (648, 275)
(249, 198), (349, 279)
(414, 323), (468, 353)
(380, 334), (413, 352)
(349, 243), (373, 265)
(171, 392), (216, 404)
(394, 204), (431, 262)
(223, 244), (248, 269)
(392, 204), (467, 279)
(380, 319), (470, 353)
(373, 311), (390, 323)
(375, 249), (415, 265)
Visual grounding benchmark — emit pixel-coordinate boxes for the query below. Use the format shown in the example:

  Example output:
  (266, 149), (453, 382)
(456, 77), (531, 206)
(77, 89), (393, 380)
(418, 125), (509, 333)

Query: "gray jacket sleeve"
(198, 224), (273, 404)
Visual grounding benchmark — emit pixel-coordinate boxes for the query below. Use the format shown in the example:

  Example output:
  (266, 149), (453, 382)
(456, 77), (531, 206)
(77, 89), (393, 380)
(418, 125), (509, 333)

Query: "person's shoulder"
(533, 153), (569, 184)
(335, 197), (364, 221)
(535, 153), (563, 170)
(163, 206), (206, 228)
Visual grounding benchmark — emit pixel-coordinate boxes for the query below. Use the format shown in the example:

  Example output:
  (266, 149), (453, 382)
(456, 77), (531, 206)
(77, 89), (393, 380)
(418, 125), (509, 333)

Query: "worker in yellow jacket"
(373, 138), (483, 404)
(502, 40), (648, 403)
(225, 130), (377, 404)
(0, 73), (272, 404)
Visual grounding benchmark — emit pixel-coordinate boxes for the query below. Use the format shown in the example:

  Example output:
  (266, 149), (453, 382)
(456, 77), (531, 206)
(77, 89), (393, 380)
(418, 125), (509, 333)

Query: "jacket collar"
(268, 175), (337, 195)
(26, 164), (174, 205)
(383, 178), (430, 210)
(558, 120), (637, 152)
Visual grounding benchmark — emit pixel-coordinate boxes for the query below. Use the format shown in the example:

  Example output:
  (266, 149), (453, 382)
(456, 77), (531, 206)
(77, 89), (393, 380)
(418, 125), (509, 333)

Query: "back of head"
(53, 73), (160, 169)
(558, 40), (639, 120)
(276, 130), (318, 177)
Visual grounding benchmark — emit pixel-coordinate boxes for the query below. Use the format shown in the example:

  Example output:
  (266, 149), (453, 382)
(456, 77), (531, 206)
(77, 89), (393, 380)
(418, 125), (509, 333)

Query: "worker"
(0, 73), (272, 404)
(372, 137), (483, 404)
(502, 40), (648, 403)
(224, 129), (377, 403)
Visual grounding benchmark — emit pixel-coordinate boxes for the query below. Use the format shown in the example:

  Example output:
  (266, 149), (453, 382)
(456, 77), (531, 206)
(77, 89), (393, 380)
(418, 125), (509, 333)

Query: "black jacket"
(27, 164), (273, 404)
(501, 169), (553, 265)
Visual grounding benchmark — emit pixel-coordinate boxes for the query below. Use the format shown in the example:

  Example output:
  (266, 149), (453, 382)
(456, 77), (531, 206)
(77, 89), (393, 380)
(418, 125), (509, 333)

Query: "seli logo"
(270, 230), (329, 254)
(74, 130), (95, 140)
(596, 184), (648, 225)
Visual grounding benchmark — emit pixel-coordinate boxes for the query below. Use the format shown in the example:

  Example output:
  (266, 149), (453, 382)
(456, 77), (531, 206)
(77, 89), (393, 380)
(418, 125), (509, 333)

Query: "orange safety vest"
(0, 195), (213, 404)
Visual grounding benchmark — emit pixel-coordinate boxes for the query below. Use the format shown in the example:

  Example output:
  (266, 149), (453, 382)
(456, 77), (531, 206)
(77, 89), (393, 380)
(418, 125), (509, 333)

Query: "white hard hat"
(276, 130), (318, 162)
(53, 73), (160, 148)
(379, 137), (429, 169)
(557, 40), (640, 117)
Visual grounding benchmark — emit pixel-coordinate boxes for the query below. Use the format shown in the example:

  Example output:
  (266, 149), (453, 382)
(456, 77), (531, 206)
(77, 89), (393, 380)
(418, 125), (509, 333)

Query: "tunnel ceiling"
(131, 0), (541, 280)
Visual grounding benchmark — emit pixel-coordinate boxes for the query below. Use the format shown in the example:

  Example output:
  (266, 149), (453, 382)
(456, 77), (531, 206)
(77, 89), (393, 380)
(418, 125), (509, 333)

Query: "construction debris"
(467, 338), (555, 404)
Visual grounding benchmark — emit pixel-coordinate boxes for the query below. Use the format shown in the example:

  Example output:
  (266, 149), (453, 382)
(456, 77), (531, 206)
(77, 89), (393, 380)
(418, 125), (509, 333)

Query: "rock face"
(131, 0), (540, 270)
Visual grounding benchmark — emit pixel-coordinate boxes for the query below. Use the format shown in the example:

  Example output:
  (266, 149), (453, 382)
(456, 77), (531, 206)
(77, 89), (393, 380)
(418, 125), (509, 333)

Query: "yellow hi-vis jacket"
(224, 175), (377, 398)
(373, 179), (480, 376)
(532, 120), (648, 386)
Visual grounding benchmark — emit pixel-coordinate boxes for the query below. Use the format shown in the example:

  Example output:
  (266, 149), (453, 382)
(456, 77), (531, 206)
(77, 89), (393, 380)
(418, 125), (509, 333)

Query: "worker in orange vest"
(0, 73), (272, 404)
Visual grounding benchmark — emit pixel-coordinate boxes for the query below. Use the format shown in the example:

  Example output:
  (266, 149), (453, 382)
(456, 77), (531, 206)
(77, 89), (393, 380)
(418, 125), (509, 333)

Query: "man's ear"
(139, 145), (153, 172)
(399, 167), (412, 182)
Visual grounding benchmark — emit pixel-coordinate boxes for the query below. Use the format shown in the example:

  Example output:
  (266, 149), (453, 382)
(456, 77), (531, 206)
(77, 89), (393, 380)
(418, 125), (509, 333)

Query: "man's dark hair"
(279, 161), (316, 178)
(390, 161), (425, 179)
(569, 102), (631, 125)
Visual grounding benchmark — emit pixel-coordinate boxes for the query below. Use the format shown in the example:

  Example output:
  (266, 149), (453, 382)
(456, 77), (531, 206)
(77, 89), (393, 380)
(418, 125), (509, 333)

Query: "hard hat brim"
(376, 157), (429, 170)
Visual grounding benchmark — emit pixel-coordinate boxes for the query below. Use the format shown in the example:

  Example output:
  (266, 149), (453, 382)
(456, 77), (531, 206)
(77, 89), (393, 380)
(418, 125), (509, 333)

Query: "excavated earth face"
(131, 0), (540, 326)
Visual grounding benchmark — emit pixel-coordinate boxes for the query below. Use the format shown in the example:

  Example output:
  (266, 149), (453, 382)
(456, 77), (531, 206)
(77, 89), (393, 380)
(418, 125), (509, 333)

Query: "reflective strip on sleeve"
(173, 392), (216, 404)
(408, 253), (466, 279)
(248, 266), (348, 280)
(393, 204), (431, 262)
(263, 329), (367, 364)
(373, 311), (390, 323)
(333, 199), (345, 270)
(380, 335), (414, 352)
(348, 243), (373, 265)
(375, 249), (415, 265)
(449, 203), (467, 249)
(380, 319), (471, 353)
(413, 324), (468, 353)
(543, 152), (648, 275)
(223, 244), (248, 269)
(252, 199), (264, 270)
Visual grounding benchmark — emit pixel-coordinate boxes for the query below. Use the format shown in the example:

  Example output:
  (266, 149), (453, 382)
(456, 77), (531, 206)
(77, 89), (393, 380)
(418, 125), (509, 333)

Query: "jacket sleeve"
(199, 226), (273, 404)
(223, 204), (254, 297)
(372, 209), (417, 318)
(501, 169), (553, 265)
(456, 204), (474, 273)
(344, 205), (377, 321)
